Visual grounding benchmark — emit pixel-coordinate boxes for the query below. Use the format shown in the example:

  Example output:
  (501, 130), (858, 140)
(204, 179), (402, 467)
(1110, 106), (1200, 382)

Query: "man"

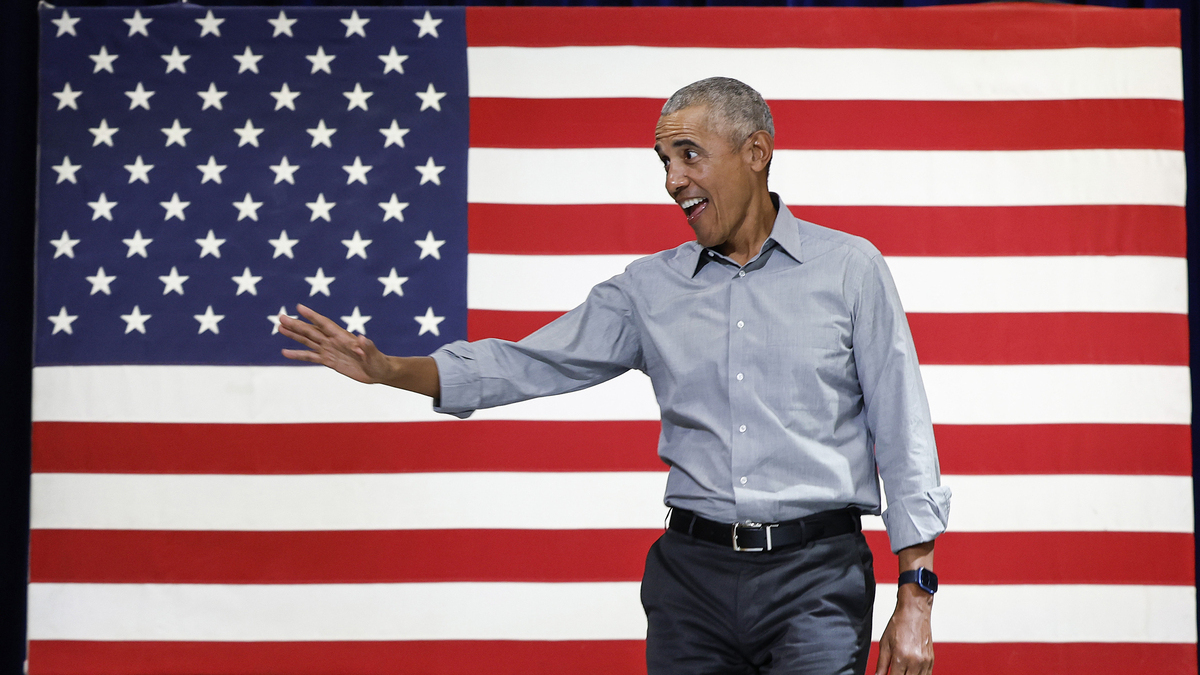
(280, 77), (950, 675)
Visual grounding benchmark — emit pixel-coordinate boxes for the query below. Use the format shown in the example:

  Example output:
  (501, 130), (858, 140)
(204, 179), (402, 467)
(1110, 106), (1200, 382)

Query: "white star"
(86, 266), (116, 295)
(158, 266), (188, 295)
(124, 10), (152, 37)
(233, 46), (263, 74)
(51, 156), (82, 184)
(88, 119), (118, 147)
(306, 46), (335, 74)
(268, 230), (299, 259)
(197, 156), (227, 184)
(125, 82), (154, 110)
(413, 11), (442, 39)
(161, 118), (191, 147)
(196, 230), (226, 259)
(53, 83), (82, 111)
(380, 120), (410, 148)
(89, 46), (118, 74)
(268, 306), (297, 335)
(270, 83), (300, 111)
(232, 193), (263, 221)
(120, 306), (151, 334)
(87, 193), (116, 221)
(232, 267), (263, 296)
(111, 160), (154, 194)
(415, 231), (445, 260)
(416, 83), (446, 112)
(414, 307), (445, 336)
(268, 11), (297, 37)
(160, 192), (190, 221)
(379, 194), (409, 222)
(415, 157), (446, 185)
(197, 82), (228, 110)
(306, 119), (336, 148)
(122, 230), (152, 258)
(342, 230), (372, 259)
(269, 156), (299, 184)
(343, 83), (373, 111)
(378, 268), (408, 297)
(52, 10), (80, 38)
(161, 46), (190, 73)
(341, 10), (370, 37)
(124, 155), (153, 183)
(194, 306), (225, 335)
(342, 156), (372, 185)
(196, 10), (224, 37)
(233, 119), (264, 147)
(305, 193), (335, 222)
(379, 47), (408, 74)
(48, 307), (78, 335)
(342, 307), (371, 334)
(49, 231), (80, 259)
(304, 268), (335, 297)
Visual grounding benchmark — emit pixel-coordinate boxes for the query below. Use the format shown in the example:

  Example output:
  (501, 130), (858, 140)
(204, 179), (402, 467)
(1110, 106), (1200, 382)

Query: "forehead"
(655, 105), (722, 148)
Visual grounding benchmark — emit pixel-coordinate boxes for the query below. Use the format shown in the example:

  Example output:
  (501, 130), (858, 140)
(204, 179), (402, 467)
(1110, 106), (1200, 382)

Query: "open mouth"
(680, 197), (708, 224)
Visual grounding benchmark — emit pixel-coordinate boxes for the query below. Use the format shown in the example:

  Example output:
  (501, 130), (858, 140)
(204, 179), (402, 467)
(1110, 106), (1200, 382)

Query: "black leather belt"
(668, 507), (861, 552)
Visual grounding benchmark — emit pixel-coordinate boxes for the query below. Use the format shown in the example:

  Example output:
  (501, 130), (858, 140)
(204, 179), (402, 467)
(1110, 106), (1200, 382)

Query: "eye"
(684, 149), (699, 160)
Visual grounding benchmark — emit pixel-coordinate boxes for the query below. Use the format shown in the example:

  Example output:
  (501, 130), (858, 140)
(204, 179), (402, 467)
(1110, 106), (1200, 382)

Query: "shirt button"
(736, 373), (744, 381)
(740, 476), (748, 485)
(737, 270), (746, 277)
(739, 424), (747, 433)
(737, 321), (744, 329)
(708, 251), (716, 257)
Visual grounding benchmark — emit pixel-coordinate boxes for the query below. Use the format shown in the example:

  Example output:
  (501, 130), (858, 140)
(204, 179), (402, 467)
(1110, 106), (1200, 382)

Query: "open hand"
(278, 304), (393, 384)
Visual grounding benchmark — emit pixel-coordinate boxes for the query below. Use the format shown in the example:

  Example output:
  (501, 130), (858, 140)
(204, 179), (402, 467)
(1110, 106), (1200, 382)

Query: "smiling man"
(280, 77), (950, 675)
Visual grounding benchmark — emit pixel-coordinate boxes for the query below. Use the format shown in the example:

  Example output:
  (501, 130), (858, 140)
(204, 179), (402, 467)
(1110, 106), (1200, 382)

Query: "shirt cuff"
(429, 344), (482, 419)
(881, 484), (952, 553)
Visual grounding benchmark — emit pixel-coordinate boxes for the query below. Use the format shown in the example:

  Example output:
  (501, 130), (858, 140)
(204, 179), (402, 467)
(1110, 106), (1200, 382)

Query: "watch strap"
(897, 567), (938, 594)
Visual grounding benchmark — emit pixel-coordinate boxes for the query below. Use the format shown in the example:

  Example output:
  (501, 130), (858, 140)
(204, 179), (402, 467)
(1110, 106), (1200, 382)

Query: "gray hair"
(661, 77), (775, 147)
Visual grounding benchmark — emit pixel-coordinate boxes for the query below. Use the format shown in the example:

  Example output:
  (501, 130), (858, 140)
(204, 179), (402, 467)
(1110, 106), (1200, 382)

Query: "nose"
(665, 161), (689, 196)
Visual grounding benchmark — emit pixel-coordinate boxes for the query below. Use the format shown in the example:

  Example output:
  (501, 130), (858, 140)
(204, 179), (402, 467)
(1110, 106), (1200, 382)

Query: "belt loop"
(687, 512), (696, 537)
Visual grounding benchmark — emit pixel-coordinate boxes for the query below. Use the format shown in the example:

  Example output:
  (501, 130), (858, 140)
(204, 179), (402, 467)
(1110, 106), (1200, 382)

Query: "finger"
(296, 303), (345, 336)
(281, 348), (322, 364)
(874, 638), (892, 675)
(278, 322), (323, 351)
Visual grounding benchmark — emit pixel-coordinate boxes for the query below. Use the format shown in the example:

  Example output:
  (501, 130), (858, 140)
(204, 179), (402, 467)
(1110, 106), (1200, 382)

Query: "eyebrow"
(654, 139), (703, 154)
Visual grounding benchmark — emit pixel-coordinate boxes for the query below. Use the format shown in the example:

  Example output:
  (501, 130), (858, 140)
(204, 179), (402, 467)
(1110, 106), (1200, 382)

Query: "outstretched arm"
(874, 540), (935, 675)
(278, 303), (440, 399)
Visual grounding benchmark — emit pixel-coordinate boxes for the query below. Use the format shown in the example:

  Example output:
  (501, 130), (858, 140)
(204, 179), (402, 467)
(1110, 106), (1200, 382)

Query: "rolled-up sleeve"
(852, 251), (952, 553)
(430, 272), (644, 418)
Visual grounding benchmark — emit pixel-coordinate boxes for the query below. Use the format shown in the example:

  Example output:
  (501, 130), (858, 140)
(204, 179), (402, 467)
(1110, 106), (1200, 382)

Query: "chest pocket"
(765, 324), (844, 352)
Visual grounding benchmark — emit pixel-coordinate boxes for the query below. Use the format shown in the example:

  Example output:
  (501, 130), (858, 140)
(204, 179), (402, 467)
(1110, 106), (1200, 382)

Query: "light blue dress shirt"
(432, 198), (950, 552)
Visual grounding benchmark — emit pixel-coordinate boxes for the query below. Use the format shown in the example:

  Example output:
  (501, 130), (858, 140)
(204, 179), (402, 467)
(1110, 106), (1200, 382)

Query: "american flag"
(29, 5), (1193, 675)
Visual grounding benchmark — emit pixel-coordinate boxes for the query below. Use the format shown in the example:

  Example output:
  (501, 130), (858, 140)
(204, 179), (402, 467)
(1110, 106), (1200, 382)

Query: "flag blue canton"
(35, 6), (468, 365)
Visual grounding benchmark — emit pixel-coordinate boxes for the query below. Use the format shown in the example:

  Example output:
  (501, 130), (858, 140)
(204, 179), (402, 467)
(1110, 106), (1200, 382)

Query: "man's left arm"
(850, 250), (950, 675)
(875, 540), (935, 675)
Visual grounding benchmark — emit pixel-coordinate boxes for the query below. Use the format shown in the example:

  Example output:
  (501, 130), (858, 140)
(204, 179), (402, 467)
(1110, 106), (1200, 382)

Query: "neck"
(716, 189), (777, 266)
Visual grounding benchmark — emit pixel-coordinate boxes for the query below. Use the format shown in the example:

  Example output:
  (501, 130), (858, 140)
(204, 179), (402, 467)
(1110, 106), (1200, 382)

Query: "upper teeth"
(680, 198), (704, 209)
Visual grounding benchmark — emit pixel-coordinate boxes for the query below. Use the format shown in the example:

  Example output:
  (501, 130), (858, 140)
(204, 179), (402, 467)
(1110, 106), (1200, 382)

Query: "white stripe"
(467, 148), (1186, 207)
(467, 46), (1184, 101)
(27, 582), (1195, 642)
(467, 254), (1189, 314)
(31, 364), (1191, 425)
(29, 473), (1191, 533)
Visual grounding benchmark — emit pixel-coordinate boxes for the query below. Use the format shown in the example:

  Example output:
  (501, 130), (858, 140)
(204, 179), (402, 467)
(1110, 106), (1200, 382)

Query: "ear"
(745, 130), (774, 174)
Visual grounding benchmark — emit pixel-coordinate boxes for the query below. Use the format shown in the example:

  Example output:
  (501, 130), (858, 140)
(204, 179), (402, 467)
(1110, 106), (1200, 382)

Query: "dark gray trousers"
(641, 528), (875, 675)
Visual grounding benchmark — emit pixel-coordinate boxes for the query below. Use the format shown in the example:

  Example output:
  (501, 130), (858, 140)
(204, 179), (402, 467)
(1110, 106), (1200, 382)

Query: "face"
(654, 105), (759, 250)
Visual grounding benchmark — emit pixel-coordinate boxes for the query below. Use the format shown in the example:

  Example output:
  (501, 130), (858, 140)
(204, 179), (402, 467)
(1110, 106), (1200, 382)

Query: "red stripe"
(472, 99), (1184, 151)
(470, 310), (1191, 367)
(26, 641), (1199, 675)
(466, 7), (1180, 49)
(32, 421), (1190, 476)
(28, 530), (1193, 585)
(467, 204), (1186, 257)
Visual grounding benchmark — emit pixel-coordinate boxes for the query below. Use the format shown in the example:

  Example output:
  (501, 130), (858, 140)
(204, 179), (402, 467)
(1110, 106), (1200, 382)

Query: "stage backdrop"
(28, 4), (1193, 674)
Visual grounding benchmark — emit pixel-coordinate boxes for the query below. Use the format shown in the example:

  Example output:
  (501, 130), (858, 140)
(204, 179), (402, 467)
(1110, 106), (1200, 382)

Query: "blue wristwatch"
(897, 567), (938, 594)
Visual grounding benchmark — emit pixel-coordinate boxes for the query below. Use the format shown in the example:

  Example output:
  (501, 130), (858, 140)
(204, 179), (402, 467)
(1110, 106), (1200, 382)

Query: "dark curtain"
(3, 1), (1195, 672)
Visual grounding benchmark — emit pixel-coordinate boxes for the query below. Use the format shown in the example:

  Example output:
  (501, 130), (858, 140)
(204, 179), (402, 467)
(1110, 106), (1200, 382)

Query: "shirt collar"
(688, 193), (803, 277)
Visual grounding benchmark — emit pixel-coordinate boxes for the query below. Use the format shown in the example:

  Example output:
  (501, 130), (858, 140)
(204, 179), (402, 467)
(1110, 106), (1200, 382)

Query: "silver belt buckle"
(731, 522), (775, 552)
